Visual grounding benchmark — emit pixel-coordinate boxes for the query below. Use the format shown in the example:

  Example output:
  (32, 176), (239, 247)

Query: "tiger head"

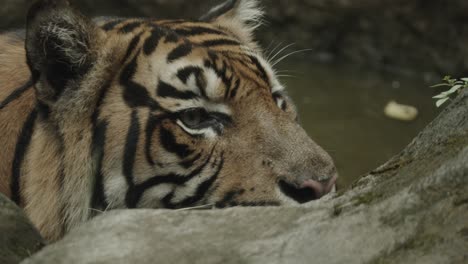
(25, 0), (337, 213)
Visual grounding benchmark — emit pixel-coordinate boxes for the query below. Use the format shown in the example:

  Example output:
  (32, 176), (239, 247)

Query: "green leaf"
(433, 93), (448, 99)
(461, 78), (468, 82)
(430, 83), (451, 88)
(446, 85), (462, 94)
(436, 98), (450, 107)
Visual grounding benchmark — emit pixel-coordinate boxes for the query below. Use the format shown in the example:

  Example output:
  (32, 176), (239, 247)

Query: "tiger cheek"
(210, 155), (280, 208)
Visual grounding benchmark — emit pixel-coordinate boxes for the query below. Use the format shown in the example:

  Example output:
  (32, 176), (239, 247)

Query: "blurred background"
(2, 0), (466, 187)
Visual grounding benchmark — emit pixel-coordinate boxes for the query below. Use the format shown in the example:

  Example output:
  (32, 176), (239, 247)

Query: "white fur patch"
(104, 173), (128, 209)
(177, 120), (218, 139)
(137, 184), (173, 208)
(233, 0), (265, 30)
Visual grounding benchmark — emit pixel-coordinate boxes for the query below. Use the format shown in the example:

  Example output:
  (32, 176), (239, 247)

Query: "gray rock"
(0, 194), (45, 264)
(22, 90), (468, 263)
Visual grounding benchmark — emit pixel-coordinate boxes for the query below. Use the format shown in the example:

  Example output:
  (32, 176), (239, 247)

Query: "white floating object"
(384, 101), (418, 121)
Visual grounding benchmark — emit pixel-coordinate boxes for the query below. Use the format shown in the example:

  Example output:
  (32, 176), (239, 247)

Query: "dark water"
(279, 61), (441, 188)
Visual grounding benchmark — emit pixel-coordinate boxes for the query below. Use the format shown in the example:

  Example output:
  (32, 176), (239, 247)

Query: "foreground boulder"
(0, 194), (44, 264)
(21, 90), (467, 263)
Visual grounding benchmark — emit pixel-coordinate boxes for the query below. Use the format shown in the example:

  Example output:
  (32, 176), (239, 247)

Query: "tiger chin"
(0, 0), (337, 241)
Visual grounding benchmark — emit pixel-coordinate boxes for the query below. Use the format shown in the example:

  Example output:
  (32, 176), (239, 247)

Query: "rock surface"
(0, 194), (45, 264)
(21, 90), (468, 264)
(1, 0), (467, 75)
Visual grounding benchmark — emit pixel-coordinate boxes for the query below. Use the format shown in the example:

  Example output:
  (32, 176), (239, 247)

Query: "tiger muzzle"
(279, 173), (337, 203)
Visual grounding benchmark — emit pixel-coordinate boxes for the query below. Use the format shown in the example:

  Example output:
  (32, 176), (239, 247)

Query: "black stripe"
(90, 82), (111, 214)
(90, 120), (109, 214)
(199, 39), (240, 47)
(174, 26), (227, 37)
(144, 114), (161, 166)
(122, 33), (142, 64)
(119, 41), (161, 109)
(230, 58), (267, 91)
(160, 126), (194, 159)
(177, 66), (202, 84)
(128, 175), (182, 208)
(119, 21), (142, 33)
(164, 32), (179, 43)
(215, 189), (245, 208)
(123, 111), (141, 208)
(196, 74), (208, 99)
(167, 42), (193, 62)
(229, 79), (241, 99)
(143, 29), (163, 55)
(161, 147), (217, 209)
(11, 110), (38, 205)
(176, 156), (224, 208)
(0, 78), (34, 110)
(161, 192), (175, 208)
(223, 75), (233, 100)
(127, 149), (213, 207)
(120, 52), (160, 109)
(101, 20), (124, 31)
(157, 81), (198, 100)
(179, 152), (202, 169)
(123, 110), (140, 188)
(177, 66), (207, 98)
(218, 60), (233, 91)
(249, 55), (270, 85)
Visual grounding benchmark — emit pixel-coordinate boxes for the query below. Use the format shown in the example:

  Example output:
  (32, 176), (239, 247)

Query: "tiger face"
(20, 0), (337, 238)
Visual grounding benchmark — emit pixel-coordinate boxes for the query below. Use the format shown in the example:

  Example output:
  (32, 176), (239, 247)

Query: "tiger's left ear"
(25, 0), (102, 103)
(200, 0), (263, 48)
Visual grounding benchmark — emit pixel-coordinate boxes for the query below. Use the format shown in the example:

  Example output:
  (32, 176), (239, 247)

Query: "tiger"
(0, 0), (338, 241)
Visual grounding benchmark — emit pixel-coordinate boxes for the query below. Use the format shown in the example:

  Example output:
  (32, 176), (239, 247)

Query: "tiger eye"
(179, 108), (215, 129)
(181, 109), (203, 127)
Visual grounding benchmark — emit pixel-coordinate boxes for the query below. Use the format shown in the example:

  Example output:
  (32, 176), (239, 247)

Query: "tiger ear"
(200, 0), (263, 47)
(25, 0), (100, 102)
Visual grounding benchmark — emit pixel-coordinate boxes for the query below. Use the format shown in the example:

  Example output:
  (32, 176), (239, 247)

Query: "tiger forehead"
(99, 18), (243, 50)
(100, 18), (274, 103)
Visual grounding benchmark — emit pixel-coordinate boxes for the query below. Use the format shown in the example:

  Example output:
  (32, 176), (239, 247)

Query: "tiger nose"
(278, 173), (338, 204)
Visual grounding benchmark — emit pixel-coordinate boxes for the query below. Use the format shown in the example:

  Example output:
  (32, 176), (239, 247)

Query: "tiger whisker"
(104, 201), (113, 212)
(87, 200), (114, 215)
(275, 69), (296, 73)
(176, 203), (215, 211)
(265, 41), (284, 62)
(275, 69), (302, 75)
(268, 43), (296, 64)
(267, 41), (283, 55)
(263, 40), (277, 57)
(276, 74), (297, 79)
(88, 208), (105, 213)
(272, 49), (313, 67)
